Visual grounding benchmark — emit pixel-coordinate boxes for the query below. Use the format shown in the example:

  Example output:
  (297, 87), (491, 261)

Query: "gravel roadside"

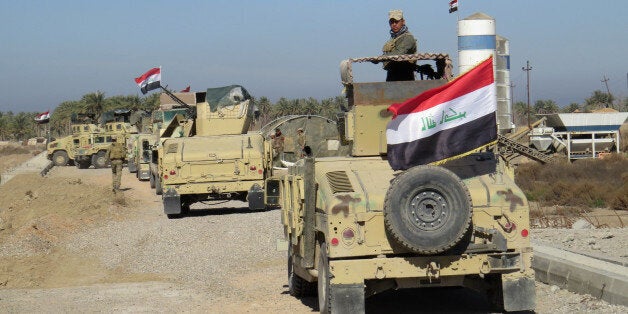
(0, 166), (627, 313)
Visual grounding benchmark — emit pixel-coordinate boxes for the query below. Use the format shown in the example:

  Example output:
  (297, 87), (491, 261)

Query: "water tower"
(458, 12), (513, 133)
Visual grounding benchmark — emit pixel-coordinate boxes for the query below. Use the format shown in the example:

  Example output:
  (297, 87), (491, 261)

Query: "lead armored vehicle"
(272, 54), (536, 313)
(46, 123), (100, 166)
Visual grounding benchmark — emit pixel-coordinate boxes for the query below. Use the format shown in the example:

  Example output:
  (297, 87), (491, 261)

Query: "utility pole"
(601, 75), (613, 108)
(522, 61), (532, 128)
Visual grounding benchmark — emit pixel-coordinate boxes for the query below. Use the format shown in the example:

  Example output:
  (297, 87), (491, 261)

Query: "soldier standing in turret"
(107, 137), (127, 192)
(381, 9), (418, 81)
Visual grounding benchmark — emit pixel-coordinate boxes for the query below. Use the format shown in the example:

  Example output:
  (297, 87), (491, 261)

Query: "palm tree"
(0, 112), (9, 140)
(81, 91), (106, 122)
(562, 103), (581, 113)
(533, 99), (559, 114)
(254, 96), (273, 126)
(513, 101), (532, 126)
(584, 90), (614, 111)
(10, 112), (34, 141)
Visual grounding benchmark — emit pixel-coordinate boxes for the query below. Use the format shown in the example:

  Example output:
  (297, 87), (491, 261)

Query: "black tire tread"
(383, 165), (472, 255)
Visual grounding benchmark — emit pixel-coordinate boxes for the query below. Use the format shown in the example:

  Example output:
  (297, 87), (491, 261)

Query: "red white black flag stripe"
(134, 67), (161, 94)
(449, 0), (459, 13)
(35, 111), (50, 124)
(386, 56), (497, 170)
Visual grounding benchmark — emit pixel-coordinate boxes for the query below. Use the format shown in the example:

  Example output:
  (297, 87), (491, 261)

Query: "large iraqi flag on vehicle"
(134, 67), (161, 94)
(386, 56), (497, 170)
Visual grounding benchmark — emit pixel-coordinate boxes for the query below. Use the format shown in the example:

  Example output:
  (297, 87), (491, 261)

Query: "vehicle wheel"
(155, 174), (163, 195)
(92, 151), (109, 169)
(52, 151), (69, 166)
(288, 242), (316, 297)
(318, 241), (332, 314)
(383, 165), (472, 254)
(149, 172), (155, 188)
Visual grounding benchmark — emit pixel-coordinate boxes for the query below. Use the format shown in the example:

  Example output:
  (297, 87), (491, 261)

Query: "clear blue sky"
(1, 0), (626, 113)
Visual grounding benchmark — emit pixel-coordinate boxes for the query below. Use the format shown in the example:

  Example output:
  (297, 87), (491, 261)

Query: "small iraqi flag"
(134, 67), (161, 94)
(449, 0), (458, 13)
(35, 111), (50, 124)
(180, 85), (190, 93)
(386, 56), (497, 170)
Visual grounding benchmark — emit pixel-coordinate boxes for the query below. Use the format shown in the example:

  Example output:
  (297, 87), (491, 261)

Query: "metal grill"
(325, 171), (354, 194)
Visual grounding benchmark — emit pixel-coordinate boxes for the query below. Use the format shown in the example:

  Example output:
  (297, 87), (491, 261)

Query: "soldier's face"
(389, 19), (404, 33)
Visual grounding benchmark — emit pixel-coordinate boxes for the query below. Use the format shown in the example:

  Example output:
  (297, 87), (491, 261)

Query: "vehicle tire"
(155, 174), (163, 195)
(149, 172), (155, 188)
(52, 151), (69, 166)
(318, 241), (332, 314)
(383, 165), (472, 255)
(92, 151), (109, 169)
(288, 242), (316, 297)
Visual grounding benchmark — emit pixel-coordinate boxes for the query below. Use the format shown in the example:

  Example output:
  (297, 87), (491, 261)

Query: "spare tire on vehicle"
(384, 165), (472, 255)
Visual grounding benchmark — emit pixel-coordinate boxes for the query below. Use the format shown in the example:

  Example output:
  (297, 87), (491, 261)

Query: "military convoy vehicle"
(272, 54), (536, 313)
(147, 100), (196, 194)
(156, 86), (272, 218)
(74, 121), (137, 169)
(46, 123), (100, 166)
(127, 133), (154, 180)
(156, 87), (354, 218)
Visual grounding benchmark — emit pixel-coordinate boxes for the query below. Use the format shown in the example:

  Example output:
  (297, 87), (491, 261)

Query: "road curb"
(0, 151), (52, 186)
(532, 244), (628, 306)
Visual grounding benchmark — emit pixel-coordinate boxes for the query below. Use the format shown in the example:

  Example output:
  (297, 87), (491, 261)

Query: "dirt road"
(0, 165), (626, 313)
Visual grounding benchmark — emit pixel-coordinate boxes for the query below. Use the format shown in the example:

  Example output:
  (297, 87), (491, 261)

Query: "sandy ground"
(0, 152), (626, 313)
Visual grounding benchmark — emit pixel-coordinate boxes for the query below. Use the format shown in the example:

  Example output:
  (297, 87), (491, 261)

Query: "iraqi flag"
(134, 67), (161, 94)
(449, 0), (458, 13)
(386, 56), (497, 170)
(35, 111), (51, 124)
(180, 85), (190, 92)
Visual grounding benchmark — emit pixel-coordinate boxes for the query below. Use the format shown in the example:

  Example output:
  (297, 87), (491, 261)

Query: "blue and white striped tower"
(496, 35), (515, 133)
(458, 12), (496, 75)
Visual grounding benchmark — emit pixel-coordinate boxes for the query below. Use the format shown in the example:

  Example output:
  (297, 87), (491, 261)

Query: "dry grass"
(0, 145), (31, 156)
(0, 142), (44, 157)
(515, 153), (628, 210)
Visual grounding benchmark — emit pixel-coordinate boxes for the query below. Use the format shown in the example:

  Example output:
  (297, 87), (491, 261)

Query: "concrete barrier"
(0, 151), (52, 186)
(533, 244), (628, 306)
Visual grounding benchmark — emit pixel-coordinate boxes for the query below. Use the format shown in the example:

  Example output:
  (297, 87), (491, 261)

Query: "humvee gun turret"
(272, 54), (535, 313)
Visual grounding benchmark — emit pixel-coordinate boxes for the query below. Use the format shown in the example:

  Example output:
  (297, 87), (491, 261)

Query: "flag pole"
(159, 86), (191, 108)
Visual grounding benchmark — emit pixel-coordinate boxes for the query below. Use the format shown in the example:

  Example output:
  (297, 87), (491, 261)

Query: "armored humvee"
(271, 54), (536, 313)
(74, 121), (137, 169)
(46, 123), (101, 166)
(158, 86), (273, 218)
(147, 98), (197, 194)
